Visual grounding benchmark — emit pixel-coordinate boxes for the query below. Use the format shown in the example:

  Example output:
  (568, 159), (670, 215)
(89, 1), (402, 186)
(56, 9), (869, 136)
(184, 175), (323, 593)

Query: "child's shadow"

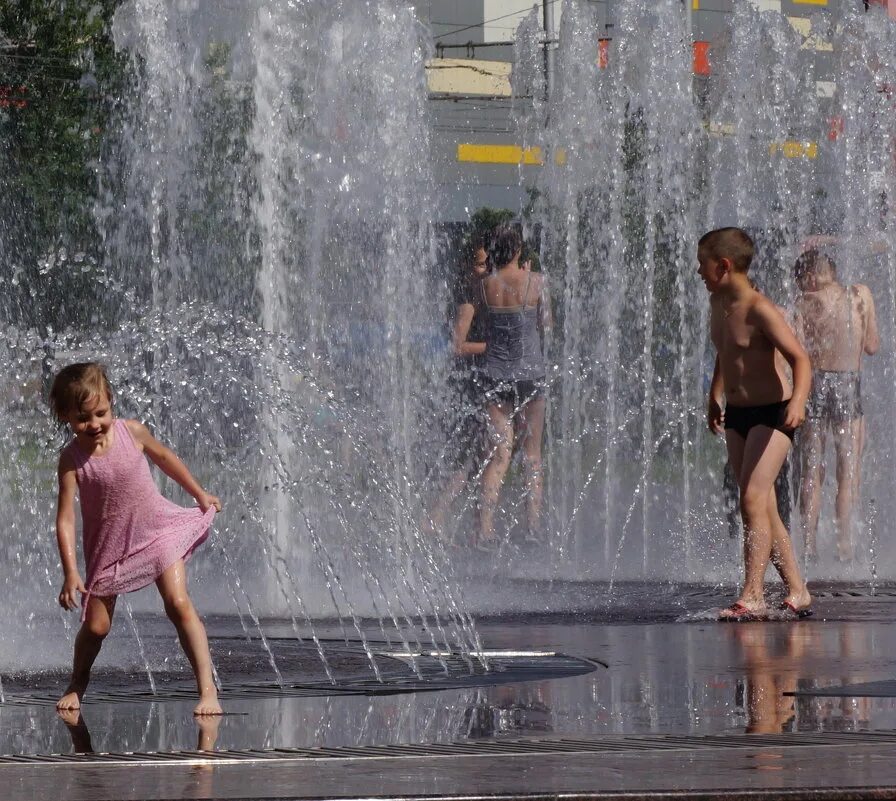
(57, 708), (222, 754)
(57, 708), (93, 754)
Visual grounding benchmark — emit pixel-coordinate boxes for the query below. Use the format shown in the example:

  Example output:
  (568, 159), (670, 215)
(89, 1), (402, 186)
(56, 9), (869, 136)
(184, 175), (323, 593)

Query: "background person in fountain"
(425, 234), (490, 539)
(700, 228), (812, 622)
(455, 223), (551, 551)
(794, 249), (879, 563)
(50, 363), (223, 716)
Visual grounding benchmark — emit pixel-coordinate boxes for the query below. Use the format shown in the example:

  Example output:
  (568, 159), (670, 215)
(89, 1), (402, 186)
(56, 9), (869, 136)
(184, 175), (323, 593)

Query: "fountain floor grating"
(0, 652), (599, 707)
(5, 730), (896, 765)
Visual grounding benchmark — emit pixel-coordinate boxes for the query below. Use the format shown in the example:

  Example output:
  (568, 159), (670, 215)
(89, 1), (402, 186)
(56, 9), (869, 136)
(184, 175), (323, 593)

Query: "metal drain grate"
(4, 730), (896, 766)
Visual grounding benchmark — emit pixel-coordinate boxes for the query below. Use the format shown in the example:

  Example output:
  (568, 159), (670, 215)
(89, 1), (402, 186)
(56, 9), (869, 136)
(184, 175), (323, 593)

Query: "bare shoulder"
(749, 291), (780, 319)
(853, 283), (874, 301)
(123, 419), (151, 446)
(58, 448), (76, 474)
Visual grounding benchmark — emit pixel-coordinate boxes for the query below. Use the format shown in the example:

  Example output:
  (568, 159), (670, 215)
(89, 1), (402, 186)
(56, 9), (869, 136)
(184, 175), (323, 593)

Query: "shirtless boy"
(699, 228), (813, 620)
(794, 249), (879, 562)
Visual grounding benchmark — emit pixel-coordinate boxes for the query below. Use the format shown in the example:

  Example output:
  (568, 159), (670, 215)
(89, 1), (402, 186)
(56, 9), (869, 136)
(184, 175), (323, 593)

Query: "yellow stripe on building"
(769, 141), (818, 159)
(456, 144), (568, 166)
(692, 0), (699, 9)
(457, 144), (544, 165)
(792, 0), (827, 5)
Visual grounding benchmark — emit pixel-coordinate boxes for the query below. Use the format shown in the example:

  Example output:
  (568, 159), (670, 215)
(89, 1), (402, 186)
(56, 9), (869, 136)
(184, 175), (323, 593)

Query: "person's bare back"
(797, 282), (878, 371)
(793, 249), (880, 563)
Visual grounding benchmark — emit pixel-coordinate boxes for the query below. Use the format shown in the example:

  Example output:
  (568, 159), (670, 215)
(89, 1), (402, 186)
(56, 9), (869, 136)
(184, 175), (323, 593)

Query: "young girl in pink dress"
(50, 363), (223, 715)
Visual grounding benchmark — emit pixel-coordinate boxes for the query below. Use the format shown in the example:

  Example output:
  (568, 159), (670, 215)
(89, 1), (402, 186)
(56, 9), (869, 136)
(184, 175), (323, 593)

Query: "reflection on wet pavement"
(2, 583), (896, 757)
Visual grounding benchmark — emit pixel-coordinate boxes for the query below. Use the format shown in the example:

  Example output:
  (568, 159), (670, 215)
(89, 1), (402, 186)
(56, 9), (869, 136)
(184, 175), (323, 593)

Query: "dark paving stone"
(3, 738), (896, 800)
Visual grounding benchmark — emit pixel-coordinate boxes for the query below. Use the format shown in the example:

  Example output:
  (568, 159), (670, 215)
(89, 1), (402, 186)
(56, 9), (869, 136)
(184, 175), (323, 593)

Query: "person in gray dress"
(456, 224), (551, 549)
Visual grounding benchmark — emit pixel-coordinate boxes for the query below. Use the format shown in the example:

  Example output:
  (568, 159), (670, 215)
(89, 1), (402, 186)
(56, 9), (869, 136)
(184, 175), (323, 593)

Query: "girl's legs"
(57, 595), (116, 710)
(798, 420), (826, 561)
(518, 394), (546, 537)
(155, 560), (221, 715)
(479, 400), (514, 545)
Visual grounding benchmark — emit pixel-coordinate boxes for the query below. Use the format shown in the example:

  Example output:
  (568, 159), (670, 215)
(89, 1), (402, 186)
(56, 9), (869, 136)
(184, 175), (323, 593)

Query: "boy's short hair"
(698, 227), (755, 273)
(487, 223), (523, 269)
(49, 362), (113, 420)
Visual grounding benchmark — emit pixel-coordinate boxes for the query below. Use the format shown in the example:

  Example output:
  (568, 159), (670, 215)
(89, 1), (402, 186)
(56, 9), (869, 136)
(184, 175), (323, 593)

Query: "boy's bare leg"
(519, 394), (546, 537)
(726, 427), (801, 613)
(799, 421), (826, 562)
(479, 401), (514, 545)
(155, 560), (222, 715)
(57, 596), (116, 710)
(768, 484), (812, 610)
(832, 417), (864, 561)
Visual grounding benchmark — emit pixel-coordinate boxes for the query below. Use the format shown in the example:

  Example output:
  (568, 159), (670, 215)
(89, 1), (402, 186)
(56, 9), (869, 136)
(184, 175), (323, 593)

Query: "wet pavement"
(2, 581), (896, 799)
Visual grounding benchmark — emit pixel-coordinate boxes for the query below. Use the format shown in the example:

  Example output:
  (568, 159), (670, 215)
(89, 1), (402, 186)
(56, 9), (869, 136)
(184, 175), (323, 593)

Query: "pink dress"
(64, 419), (215, 620)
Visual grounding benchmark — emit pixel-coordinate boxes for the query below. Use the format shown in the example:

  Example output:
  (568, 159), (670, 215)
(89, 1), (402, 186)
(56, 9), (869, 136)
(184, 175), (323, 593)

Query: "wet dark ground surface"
(3, 581), (896, 799)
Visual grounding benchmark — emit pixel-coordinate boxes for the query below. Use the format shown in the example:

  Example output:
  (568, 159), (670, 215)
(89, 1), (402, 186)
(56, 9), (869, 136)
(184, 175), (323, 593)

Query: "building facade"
(421, 0), (887, 220)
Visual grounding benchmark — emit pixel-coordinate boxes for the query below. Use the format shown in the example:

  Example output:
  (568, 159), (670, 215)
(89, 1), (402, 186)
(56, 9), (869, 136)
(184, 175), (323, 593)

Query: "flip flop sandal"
(779, 600), (813, 619)
(718, 602), (768, 622)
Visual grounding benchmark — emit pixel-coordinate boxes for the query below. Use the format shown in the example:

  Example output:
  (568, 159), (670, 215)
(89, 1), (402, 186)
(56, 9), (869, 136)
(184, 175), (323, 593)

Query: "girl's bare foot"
(56, 686), (84, 710)
(194, 693), (223, 716)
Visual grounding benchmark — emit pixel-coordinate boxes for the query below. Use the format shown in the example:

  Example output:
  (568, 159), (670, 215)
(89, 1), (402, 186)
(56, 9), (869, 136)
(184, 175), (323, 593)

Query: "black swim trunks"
(482, 377), (544, 408)
(724, 400), (795, 442)
(806, 369), (862, 424)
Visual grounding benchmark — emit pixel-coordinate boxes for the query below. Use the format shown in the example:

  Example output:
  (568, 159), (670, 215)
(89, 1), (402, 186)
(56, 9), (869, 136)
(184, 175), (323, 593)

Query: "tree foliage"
(0, 0), (128, 330)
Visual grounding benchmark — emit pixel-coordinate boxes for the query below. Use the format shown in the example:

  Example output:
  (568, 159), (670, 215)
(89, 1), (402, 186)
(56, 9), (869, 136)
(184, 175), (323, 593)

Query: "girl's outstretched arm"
(125, 420), (222, 513)
(56, 454), (85, 610)
(453, 302), (485, 357)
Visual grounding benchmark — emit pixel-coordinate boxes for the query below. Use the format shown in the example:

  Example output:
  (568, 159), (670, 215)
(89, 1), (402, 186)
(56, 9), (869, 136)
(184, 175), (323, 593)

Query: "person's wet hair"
(469, 231), (487, 255)
(698, 227), (754, 273)
(49, 362), (114, 421)
(487, 223), (523, 269)
(794, 248), (837, 288)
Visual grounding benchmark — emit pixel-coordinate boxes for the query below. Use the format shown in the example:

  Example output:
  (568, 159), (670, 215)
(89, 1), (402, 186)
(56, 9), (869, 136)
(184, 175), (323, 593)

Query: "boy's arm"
(754, 299), (811, 429)
(125, 420), (222, 512)
(707, 355), (725, 435)
(858, 284), (880, 355)
(56, 455), (85, 610)
(452, 303), (486, 357)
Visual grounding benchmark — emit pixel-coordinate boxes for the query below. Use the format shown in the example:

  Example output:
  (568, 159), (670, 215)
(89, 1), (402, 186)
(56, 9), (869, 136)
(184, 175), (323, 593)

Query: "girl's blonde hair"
(49, 363), (114, 420)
